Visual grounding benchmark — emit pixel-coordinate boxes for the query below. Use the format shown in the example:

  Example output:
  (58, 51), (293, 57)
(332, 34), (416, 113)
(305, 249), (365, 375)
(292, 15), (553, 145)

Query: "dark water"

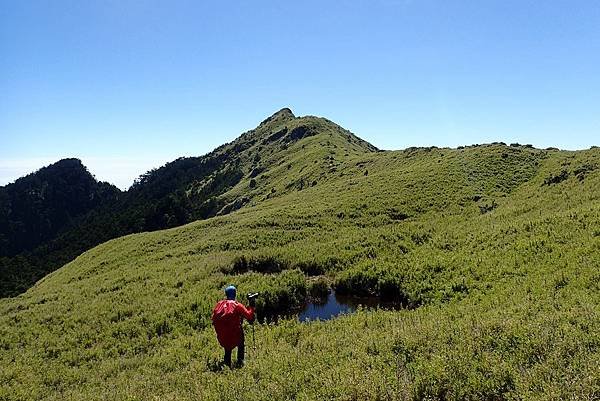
(297, 290), (404, 322)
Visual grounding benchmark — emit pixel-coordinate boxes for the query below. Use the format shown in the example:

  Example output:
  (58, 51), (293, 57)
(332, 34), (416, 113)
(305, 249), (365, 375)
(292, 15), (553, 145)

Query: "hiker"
(211, 285), (255, 367)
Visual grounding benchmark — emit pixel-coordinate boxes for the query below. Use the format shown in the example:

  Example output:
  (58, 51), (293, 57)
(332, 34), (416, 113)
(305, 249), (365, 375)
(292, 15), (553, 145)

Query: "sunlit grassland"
(1, 142), (599, 400)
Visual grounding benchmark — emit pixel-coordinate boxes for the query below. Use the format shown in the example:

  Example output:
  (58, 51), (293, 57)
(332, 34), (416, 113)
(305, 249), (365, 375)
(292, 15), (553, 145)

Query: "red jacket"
(211, 300), (255, 351)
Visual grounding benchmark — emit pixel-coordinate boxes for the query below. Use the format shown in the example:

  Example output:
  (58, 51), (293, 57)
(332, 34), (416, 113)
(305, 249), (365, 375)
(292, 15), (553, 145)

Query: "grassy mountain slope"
(1, 114), (599, 400)
(0, 108), (377, 297)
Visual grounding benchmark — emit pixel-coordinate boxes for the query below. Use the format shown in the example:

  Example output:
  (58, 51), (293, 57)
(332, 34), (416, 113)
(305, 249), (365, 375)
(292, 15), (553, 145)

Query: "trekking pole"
(250, 320), (261, 383)
(247, 292), (259, 356)
(252, 320), (256, 352)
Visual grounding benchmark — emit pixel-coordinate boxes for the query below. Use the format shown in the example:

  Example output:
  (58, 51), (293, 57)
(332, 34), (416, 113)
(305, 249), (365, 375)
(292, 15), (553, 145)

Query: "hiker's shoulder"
(233, 301), (248, 310)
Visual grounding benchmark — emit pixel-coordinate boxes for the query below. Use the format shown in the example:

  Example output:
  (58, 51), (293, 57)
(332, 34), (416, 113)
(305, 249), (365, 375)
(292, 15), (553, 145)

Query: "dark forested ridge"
(0, 108), (377, 297)
(0, 159), (120, 296)
(0, 158), (120, 257)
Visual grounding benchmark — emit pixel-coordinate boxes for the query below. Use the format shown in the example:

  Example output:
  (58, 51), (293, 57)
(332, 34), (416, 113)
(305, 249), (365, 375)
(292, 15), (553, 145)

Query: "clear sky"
(1, 1), (599, 189)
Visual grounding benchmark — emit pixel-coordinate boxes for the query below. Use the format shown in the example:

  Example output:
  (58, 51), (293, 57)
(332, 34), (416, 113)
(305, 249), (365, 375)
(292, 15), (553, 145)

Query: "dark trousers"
(224, 329), (244, 367)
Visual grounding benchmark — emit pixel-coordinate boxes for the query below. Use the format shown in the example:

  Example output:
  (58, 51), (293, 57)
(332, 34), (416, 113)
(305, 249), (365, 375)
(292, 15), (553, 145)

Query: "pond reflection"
(298, 290), (404, 322)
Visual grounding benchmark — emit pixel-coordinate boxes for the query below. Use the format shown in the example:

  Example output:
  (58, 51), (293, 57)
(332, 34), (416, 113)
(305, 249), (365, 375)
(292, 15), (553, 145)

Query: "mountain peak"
(259, 107), (295, 127)
(53, 158), (86, 169)
(273, 107), (294, 118)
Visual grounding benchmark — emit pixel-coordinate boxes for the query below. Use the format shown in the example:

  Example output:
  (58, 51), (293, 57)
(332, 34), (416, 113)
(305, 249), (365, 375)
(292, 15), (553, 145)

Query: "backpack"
(212, 300), (242, 350)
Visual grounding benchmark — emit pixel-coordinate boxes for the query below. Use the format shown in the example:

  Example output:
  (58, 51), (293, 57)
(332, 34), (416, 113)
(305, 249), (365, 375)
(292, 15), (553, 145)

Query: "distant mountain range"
(0, 108), (377, 296)
(2, 108), (598, 298)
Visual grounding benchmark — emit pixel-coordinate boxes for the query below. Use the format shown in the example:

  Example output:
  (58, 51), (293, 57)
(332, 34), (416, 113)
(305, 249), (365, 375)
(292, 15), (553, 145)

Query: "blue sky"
(1, 0), (599, 189)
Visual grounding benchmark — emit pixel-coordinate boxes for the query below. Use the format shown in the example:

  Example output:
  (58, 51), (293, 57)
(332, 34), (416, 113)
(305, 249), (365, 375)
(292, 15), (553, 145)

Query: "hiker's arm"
(237, 303), (255, 322)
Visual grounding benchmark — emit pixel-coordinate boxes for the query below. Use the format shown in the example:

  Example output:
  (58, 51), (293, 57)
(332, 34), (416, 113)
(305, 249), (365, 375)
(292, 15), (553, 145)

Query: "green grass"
(1, 116), (600, 400)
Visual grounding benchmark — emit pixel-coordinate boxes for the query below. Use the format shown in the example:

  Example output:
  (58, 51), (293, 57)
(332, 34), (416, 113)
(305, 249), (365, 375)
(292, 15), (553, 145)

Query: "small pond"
(297, 290), (404, 322)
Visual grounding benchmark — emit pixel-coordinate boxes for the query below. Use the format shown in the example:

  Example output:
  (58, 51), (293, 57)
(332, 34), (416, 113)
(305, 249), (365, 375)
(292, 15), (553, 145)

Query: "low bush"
(229, 254), (289, 274)
(334, 261), (410, 304)
(307, 276), (329, 300)
(248, 270), (307, 320)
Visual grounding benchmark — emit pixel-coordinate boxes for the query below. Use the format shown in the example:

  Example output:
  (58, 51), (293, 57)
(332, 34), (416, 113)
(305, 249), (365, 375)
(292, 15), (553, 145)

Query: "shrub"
(251, 269), (307, 320)
(295, 261), (325, 276)
(308, 277), (329, 300)
(230, 255), (289, 274)
(334, 261), (409, 303)
(543, 170), (569, 186)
